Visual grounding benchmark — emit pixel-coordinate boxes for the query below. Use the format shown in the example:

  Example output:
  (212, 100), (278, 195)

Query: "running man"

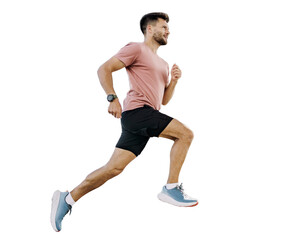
(51, 12), (198, 232)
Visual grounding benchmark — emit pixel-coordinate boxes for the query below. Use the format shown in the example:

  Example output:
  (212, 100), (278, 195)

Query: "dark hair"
(140, 12), (169, 35)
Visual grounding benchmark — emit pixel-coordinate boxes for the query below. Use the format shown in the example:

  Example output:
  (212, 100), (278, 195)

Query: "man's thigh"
(159, 119), (192, 140)
(106, 148), (137, 170)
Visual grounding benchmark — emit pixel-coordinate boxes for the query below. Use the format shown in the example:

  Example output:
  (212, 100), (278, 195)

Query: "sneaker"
(50, 190), (72, 232)
(157, 183), (198, 207)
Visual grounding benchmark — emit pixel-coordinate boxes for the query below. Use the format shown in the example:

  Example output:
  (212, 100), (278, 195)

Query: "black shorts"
(116, 105), (173, 156)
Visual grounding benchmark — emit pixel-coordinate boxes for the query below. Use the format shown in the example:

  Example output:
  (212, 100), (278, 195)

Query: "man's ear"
(146, 24), (153, 35)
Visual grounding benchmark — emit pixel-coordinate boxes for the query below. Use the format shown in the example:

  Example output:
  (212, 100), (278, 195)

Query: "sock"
(65, 192), (76, 206)
(165, 183), (178, 190)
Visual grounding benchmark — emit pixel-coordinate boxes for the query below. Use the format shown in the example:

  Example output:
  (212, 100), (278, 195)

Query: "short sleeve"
(114, 42), (141, 67)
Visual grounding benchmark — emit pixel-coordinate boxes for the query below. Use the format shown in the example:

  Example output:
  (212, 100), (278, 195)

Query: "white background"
(0, 0), (293, 239)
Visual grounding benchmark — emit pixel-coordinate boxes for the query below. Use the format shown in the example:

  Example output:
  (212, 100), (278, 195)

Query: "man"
(51, 12), (198, 232)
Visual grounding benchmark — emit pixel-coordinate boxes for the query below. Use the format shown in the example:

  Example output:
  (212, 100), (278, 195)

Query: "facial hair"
(153, 31), (167, 45)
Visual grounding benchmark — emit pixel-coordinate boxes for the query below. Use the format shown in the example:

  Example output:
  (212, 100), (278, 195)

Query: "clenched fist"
(108, 99), (122, 118)
(171, 64), (182, 82)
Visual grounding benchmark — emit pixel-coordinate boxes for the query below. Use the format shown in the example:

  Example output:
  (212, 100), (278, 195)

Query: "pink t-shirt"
(114, 42), (169, 112)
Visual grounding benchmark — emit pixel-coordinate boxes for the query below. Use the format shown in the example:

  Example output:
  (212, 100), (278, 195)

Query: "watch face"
(107, 95), (114, 102)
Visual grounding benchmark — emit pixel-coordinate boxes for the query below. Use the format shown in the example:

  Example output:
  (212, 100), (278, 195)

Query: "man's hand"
(108, 99), (122, 118)
(171, 64), (182, 82)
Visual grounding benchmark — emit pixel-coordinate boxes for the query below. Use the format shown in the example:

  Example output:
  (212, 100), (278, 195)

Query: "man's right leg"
(70, 148), (136, 202)
(51, 148), (136, 232)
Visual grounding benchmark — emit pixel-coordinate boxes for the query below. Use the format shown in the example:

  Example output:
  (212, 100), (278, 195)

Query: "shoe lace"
(177, 183), (188, 198)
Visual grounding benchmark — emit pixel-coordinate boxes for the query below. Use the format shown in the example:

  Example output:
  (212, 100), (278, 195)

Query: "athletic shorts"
(116, 105), (173, 156)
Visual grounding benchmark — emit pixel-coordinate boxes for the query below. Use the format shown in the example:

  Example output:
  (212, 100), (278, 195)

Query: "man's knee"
(105, 164), (124, 178)
(104, 148), (136, 178)
(183, 127), (194, 143)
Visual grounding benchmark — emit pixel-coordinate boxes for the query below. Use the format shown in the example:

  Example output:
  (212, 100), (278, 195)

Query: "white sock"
(165, 183), (178, 190)
(65, 192), (76, 206)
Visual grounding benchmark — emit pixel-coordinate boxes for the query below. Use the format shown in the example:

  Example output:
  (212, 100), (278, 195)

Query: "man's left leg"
(159, 119), (194, 183)
(157, 118), (198, 207)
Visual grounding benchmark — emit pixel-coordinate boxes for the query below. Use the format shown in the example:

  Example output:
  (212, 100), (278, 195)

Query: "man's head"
(140, 12), (170, 45)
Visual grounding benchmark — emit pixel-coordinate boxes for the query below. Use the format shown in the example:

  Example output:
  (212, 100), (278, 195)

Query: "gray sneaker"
(50, 190), (72, 232)
(157, 183), (198, 207)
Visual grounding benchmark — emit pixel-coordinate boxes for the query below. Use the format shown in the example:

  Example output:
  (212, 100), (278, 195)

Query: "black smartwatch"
(107, 94), (118, 102)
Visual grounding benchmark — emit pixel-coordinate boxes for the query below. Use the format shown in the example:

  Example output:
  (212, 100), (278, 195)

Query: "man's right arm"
(97, 57), (125, 118)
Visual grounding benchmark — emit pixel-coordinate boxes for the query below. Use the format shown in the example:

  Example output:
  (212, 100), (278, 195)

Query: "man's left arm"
(162, 64), (182, 105)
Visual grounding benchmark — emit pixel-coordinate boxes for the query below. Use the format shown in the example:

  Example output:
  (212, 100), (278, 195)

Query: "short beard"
(153, 32), (167, 45)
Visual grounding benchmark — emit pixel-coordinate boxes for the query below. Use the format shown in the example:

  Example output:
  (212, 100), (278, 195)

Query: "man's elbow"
(97, 64), (110, 83)
(162, 98), (169, 105)
(97, 64), (105, 78)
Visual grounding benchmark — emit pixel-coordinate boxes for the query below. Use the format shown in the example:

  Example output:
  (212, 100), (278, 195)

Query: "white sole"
(157, 192), (198, 207)
(50, 190), (61, 232)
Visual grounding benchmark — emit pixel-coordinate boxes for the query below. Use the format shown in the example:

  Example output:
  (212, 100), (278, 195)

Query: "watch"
(107, 94), (118, 102)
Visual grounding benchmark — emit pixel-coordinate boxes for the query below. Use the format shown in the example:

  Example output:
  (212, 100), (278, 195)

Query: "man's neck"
(144, 38), (160, 54)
